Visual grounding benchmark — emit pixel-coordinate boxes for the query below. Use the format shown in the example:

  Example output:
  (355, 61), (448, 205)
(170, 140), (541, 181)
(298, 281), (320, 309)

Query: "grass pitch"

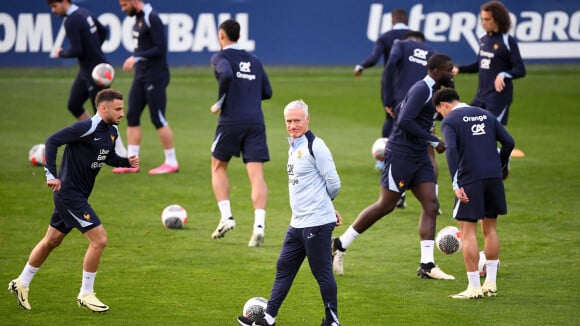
(0, 65), (579, 325)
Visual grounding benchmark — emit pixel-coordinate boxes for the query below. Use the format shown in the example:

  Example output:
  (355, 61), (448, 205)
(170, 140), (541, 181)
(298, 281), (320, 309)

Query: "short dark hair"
(391, 9), (408, 25)
(47, 0), (69, 4)
(95, 89), (123, 108)
(404, 31), (425, 42)
(482, 1), (511, 33)
(427, 53), (452, 71)
(432, 88), (460, 107)
(219, 19), (240, 42)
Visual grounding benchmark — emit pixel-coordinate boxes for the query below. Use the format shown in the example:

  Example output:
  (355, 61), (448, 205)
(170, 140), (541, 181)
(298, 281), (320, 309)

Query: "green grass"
(0, 65), (579, 325)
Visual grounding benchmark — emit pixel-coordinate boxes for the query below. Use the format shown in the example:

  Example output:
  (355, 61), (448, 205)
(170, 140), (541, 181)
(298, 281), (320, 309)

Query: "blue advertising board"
(1, 0), (579, 67)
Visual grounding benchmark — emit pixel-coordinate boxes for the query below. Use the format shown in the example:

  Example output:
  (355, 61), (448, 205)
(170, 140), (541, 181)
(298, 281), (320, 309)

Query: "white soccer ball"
(91, 63), (115, 87)
(242, 297), (267, 322)
(28, 144), (46, 166)
(371, 137), (388, 161)
(161, 204), (188, 229)
(435, 226), (462, 255)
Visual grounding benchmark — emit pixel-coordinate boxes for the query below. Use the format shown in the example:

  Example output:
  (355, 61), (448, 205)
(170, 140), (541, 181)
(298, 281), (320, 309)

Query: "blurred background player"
(353, 8), (410, 171)
(113, 0), (179, 174)
(452, 0), (525, 157)
(237, 99), (341, 326)
(433, 88), (514, 299)
(332, 54), (455, 280)
(383, 31), (439, 210)
(47, 0), (127, 157)
(209, 19), (273, 247)
(8, 89), (139, 312)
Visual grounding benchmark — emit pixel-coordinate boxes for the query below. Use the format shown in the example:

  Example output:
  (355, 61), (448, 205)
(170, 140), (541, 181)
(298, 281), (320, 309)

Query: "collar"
(452, 102), (469, 111)
(66, 4), (79, 16)
(423, 75), (436, 88)
(392, 23), (409, 30)
(223, 44), (243, 51)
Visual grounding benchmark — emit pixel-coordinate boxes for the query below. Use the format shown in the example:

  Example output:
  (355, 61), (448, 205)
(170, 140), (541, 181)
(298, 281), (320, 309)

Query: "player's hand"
(455, 187), (469, 203)
(452, 66), (460, 76)
(353, 65), (363, 77)
(47, 179), (61, 192)
(210, 104), (221, 115)
(129, 155), (140, 168)
(495, 74), (506, 92)
(435, 138), (446, 153)
(502, 162), (510, 180)
(50, 48), (62, 59)
(123, 56), (135, 71)
(335, 210), (343, 226)
(385, 106), (394, 117)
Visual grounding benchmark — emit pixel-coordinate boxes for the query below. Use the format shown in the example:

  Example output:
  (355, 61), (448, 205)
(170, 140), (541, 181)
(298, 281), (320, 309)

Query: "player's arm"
(95, 16), (108, 46)
(261, 65), (273, 100)
(383, 42), (403, 108)
(210, 54), (233, 112)
(135, 13), (167, 60)
(495, 120), (515, 179)
(312, 140), (341, 200)
(355, 39), (385, 75)
(44, 122), (87, 187)
(58, 17), (83, 58)
(441, 121), (460, 189)
(506, 36), (526, 79)
(397, 87), (441, 145)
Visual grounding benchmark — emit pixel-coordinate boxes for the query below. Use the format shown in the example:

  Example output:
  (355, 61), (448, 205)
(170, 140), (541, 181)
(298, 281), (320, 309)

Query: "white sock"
(254, 209), (265, 229)
(218, 200), (232, 221)
(420, 240), (435, 264)
(338, 226), (360, 250)
(467, 271), (481, 288)
(18, 263), (39, 287)
(115, 134), (128, 158)
(80, 271), (97, 295)
(164, 148), (178, 166)
(264, 313), (275, 325)
(128, 145), (140, 158)
(485, 259), (499, 282)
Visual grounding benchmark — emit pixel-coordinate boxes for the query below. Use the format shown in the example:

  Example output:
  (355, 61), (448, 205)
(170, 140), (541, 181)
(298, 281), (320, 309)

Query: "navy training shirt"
(384, 39), (437, 108)
(441, 104), (515, 188)
(386, 75), (440, 160)
(132, 4), (170, 82)
(59, 6), (108, 76)
(211, 46), (272, 126)
(458, 32), (526, 104)
(44, 115), (131, 198)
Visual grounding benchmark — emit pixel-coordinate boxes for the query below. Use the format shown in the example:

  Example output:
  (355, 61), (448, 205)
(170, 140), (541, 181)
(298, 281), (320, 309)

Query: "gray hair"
(283, 99), (309, 116)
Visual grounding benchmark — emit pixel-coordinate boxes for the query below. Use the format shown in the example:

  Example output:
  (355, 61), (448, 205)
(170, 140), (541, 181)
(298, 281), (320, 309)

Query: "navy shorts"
(471, 95), (511, 126)
(127, 78), (170, 129)
(381, 155), (435, 192)
(50, 191), (101, 234)
(67, 72), (103, 118)
(452, 178), (507, 222)
(211, 124), (270, 163)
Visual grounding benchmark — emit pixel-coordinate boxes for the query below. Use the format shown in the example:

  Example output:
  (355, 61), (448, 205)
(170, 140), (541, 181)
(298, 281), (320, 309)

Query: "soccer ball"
(91, 63), (115, 87)
(242, 297), (267, 322)
(371, 137), (388, 161)
(435, 226), (462, 254)
(161, 204), (188, 229)
(28, 144), (46, 166)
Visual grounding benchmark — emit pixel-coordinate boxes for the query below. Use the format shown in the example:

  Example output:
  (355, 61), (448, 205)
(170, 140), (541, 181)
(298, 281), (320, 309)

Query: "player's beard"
(128, 8), (137, 17)
(440, 78), (454, 88)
